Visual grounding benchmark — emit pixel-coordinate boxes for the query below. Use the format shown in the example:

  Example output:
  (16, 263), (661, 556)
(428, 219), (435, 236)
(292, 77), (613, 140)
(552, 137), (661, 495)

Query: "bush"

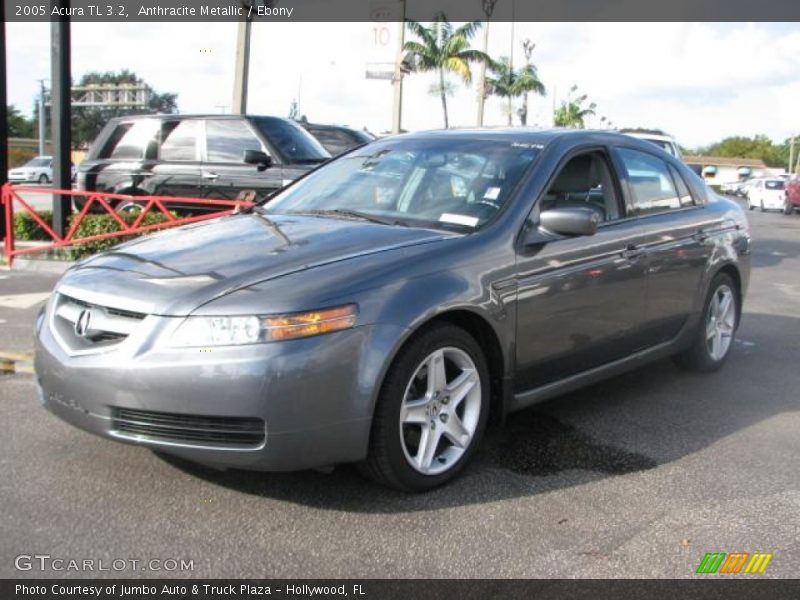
(12, 209), (175, 260)
(69, 212), (174, 259)
(15, 210), (54, 241)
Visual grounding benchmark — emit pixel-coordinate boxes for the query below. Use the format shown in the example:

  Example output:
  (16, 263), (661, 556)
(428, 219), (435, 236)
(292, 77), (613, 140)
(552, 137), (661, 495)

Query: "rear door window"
(205, 119), (265, 163)
(103, 120), (160, 160)
(617, 148), (681, 215)
(160, 120), (199, 161)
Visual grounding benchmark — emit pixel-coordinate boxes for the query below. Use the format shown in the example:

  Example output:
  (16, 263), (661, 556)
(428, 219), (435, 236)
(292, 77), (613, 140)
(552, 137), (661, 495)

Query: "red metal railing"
(1, 183), (254, 268)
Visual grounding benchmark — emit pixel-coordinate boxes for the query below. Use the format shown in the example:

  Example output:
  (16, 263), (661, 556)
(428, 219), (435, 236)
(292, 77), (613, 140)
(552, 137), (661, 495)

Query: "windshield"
(264, 138), (540, 231)
(765, 180), (785, 190)
(26, 158), (51, 167)
(250, 117), (330, 164)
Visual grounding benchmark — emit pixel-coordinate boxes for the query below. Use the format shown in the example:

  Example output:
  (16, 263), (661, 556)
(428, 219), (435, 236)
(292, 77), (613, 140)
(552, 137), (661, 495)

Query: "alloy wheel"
(399, 347), (481, 475)
(706, 284), (736, 361)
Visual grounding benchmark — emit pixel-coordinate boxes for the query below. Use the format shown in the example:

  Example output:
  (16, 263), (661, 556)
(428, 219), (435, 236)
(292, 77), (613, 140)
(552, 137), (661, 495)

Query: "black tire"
(748, 203), (755, 211)
(674, 273), (738, 372)
(360, 323), (490, 492)
(760, 201), (766, 212)
(784, 202), (793, 216)
(38, 173), (49, 185)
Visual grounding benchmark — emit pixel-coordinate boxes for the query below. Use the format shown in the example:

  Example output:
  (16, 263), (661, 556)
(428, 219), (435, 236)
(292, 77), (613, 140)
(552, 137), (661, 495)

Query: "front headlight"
(170, 304), (358, 347)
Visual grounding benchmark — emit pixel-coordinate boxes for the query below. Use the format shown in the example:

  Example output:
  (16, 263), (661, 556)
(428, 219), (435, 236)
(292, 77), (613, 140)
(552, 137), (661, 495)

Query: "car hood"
(56, 212), (453, 316)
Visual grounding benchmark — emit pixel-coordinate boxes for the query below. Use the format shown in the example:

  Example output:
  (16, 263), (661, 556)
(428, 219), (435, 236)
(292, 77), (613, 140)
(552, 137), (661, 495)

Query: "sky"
(5, 21), (800, 148)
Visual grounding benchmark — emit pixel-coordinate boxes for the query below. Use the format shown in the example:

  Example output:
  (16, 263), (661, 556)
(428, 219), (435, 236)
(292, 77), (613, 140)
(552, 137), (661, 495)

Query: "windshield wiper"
(290, 209), (408, 227)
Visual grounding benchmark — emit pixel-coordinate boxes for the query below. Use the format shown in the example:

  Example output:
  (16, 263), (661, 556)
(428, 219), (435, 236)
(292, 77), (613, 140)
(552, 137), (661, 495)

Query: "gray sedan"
(34, 129), (751, 491)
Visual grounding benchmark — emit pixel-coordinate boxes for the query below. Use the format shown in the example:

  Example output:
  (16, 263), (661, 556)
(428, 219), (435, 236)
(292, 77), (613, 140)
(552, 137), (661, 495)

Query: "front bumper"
(8, 173), (33, 183)
(34, 312), (400, 471)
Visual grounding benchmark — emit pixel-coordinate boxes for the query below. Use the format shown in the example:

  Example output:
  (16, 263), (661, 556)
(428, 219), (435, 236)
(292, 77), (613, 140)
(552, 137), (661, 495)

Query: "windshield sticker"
(440, 213), (479, 228)
(483, 186), (501, 200)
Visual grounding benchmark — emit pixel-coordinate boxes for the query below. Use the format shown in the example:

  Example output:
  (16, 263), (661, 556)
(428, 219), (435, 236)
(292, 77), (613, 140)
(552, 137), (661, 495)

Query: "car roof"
(108, 114), (290, 122)
(385, 127), (665, 150)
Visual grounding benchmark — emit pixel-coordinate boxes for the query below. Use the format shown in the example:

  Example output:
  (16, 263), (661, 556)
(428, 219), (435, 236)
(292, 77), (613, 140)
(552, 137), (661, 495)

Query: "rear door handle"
(621, 244), (646, 260)
(201, 171), (219, 180)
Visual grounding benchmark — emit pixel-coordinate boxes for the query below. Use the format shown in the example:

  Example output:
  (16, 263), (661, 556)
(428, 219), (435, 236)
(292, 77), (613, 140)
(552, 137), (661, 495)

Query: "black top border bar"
(5, 0), (800, 22)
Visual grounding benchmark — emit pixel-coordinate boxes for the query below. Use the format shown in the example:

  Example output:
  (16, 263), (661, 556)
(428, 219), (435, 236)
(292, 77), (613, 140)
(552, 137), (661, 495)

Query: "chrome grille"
(112, 408), (265, 448)
(51, 293), (146, 353)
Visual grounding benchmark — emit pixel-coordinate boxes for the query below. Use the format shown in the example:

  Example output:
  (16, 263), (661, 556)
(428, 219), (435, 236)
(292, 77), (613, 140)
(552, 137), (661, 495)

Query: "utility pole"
(232, 5), (252, 115)
(391, 0), (406, 135)
(37, 79), (47, 156)
(51, 2), (72, 237)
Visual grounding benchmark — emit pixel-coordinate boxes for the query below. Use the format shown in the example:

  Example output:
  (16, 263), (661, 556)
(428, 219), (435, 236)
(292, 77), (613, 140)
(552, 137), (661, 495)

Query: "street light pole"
(51, 2), (72, 238)
(232, 12), (252, 115)
(391, 0), (406, 134)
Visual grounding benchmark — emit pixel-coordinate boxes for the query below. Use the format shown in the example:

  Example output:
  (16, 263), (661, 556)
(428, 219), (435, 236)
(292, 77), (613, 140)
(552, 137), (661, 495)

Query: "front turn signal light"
(264, 305), (358, 341)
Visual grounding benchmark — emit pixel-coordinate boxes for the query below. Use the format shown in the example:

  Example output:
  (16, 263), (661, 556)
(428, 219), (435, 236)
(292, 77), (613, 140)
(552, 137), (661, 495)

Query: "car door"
(613, 147), (713, 344)
(150, 119), (204, 198)
(514, 149), (650, 391)
(201, 118), (284, 202)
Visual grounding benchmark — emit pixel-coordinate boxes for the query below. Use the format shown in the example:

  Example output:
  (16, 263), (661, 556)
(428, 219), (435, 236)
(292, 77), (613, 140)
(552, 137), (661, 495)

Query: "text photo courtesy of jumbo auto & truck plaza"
(2, 1), (800, 599)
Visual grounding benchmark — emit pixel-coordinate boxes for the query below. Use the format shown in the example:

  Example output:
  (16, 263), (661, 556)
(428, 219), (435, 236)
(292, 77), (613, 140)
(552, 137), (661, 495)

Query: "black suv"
(299, 121), (375, 156)
(75, 115), (331, 211)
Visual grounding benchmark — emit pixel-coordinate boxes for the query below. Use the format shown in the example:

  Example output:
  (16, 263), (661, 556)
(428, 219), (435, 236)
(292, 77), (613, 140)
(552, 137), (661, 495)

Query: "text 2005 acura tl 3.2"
(34, 129), (751, 491)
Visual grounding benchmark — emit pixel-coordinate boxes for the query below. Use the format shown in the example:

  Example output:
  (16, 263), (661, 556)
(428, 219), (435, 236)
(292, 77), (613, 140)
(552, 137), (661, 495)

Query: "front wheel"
(674, 273), (738, 372)
(784, 202), (794, 216)
(38, 173), (49, 185)
(760, 201), (766, 212)
(361, 324), (490, 491)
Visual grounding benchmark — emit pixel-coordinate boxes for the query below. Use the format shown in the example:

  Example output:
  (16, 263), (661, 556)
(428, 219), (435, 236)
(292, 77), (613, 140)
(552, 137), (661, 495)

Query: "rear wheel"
(784, 201), (794, 216)
(361, 324), (490, 491)
(674, 273), (738, 372)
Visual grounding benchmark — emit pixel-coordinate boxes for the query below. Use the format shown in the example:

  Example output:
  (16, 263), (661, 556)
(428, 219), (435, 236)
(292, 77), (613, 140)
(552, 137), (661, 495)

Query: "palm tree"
(404, 14), (490, 128)
(553, 85), (596, 129)
(486, 56), (546, 126)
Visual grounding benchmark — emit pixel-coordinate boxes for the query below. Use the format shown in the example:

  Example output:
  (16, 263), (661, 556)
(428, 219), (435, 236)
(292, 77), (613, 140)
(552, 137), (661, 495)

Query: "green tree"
(698, 135), (787, 168)
(404, 14), (490, 128)
(486, 55), (545, 126)
(553, 85), (596, 129)
(7, 105), (34, 138)
(71, 69), (178, 147)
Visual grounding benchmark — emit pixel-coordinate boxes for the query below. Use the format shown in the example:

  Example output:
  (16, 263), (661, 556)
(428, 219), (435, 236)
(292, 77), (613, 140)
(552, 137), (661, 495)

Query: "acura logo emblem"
(74, 309), (93, 338)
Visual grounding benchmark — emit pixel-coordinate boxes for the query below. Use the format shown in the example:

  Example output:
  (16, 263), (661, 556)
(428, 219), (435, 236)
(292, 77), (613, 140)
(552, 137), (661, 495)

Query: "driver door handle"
(201, 171), (219, 180)
(621, 244), (646, 260)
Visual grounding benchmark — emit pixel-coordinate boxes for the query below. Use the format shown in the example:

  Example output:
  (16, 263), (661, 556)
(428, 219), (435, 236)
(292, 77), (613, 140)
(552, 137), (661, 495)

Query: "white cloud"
(5, 21), (800, 147)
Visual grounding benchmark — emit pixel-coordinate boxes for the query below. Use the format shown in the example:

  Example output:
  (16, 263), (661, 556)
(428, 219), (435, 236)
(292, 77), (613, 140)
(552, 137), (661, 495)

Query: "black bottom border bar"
(4, 579), (800, 600)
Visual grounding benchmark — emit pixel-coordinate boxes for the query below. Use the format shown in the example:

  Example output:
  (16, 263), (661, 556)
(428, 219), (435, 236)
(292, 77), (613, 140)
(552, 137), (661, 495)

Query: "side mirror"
(539, 207), (600, 237)
(244, 149), (272, 170)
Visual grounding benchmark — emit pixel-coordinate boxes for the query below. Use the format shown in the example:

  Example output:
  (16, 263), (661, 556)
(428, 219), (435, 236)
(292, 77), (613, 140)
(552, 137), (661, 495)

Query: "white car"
(7, 156), (77, 185)
(7, 156), (53, 184)
(621, 131), (682, 158)
(747, 178), (787, 212)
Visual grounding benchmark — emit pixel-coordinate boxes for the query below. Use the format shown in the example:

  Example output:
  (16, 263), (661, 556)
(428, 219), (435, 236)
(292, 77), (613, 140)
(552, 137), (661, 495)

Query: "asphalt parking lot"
(0, 199), (798, 579)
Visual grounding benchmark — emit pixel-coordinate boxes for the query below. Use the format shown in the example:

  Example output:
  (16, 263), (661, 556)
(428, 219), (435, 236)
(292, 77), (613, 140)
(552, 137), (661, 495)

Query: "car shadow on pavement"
(157, 311), (798, 513)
